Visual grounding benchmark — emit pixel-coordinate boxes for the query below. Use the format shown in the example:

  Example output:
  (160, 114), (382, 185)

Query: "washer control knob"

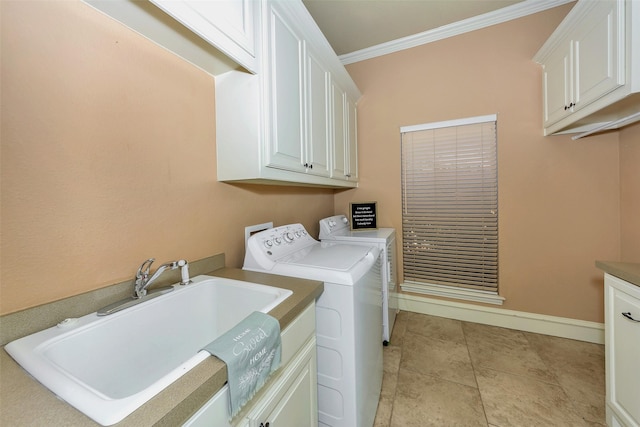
(274, 237), (282, 245)
(283, 232), (294, 243)
(264, 240), (273, 248)
(342, 217), (348, 224)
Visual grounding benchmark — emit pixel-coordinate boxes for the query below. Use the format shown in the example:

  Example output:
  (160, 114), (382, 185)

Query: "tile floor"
(374, 311), (606, 427)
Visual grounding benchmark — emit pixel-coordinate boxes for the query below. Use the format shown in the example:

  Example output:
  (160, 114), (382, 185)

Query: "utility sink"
(4, 275), (292, 426)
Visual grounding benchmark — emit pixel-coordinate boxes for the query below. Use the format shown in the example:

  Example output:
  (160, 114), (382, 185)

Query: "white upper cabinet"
(330, 80), (357, 182)
(264, 4), (306, 173)
(216, 0), (361, 188)
(150, 0), (257, 73)
(264, 2), (330, 178)
(305, 50), (331, 178)
(534, 0), (640, 136)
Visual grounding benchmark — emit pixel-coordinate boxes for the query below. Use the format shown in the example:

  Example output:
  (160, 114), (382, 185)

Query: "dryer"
(243, 223), (383, 427)
(319, 215), (398, 345)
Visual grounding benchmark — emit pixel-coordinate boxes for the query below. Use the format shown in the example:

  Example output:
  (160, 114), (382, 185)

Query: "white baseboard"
(397, 293), (604, 344)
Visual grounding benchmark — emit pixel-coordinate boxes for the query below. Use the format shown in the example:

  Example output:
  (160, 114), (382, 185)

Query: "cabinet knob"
(622, 312), (640, 322)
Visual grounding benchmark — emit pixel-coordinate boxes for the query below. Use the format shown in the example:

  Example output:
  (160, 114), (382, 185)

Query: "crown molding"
(338, 0), (575, 65)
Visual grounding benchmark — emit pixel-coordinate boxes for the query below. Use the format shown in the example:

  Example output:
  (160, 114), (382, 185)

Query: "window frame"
(400, 114), (504, 305)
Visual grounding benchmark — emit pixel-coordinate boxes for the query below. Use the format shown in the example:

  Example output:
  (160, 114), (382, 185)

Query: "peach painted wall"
(620, 121), (640, 262)
(0, 0), (334, 315)
(339, 3), (621, 323)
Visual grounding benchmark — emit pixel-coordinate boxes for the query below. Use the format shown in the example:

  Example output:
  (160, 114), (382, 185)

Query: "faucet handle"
(136, 258), (155, 280)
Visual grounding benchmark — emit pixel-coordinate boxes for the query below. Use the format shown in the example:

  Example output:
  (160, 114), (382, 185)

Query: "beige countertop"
(0, 261), (323, 426)
(596, 261), (640, 288)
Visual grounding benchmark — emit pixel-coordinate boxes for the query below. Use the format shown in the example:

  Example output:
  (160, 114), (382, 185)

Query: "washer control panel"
(248, 223), (316, 262)
(319, 214), (350, 239)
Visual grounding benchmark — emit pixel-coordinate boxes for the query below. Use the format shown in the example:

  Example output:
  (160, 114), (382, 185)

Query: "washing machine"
(319, 215), (398, 345)
(243, 223), (383, 427)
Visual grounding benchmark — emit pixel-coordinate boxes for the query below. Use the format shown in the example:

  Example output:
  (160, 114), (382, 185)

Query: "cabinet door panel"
(542, 44), (573, 126)
(574, 0), (624, 109)
(610, 285), (640, 425)
(306, 52), (330, 177)
(346, 95), (358, 180)
(266, 6), (305, 172)
(331, 81), (346, 179)
(260, 357), (316, 426)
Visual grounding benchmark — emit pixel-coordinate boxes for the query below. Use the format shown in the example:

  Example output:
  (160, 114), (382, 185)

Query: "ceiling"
(302, 0), (562, 58)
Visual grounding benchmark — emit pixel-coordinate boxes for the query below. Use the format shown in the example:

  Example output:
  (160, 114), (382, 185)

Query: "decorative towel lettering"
(202, 311), (281, 419)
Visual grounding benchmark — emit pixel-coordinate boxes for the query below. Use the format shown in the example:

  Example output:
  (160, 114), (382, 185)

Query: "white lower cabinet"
(238, 337), (317, 427)
(604, 274), (640, 427)
(183, 303), (317, 426)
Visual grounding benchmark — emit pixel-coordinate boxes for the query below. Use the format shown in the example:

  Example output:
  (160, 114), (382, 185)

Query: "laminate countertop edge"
(596, 261), (640, 288)
(0, 267), (324, 427)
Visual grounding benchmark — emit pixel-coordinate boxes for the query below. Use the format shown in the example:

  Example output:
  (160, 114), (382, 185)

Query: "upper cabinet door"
(573, 0), (625, 109)
(306, 50), (331, 177)
(330, 80), (347, 179)
(542, 42), (574, 126)
(346, 95), (358, 180)
(265, 3), (306, 173)
(150, 0), (257, 72)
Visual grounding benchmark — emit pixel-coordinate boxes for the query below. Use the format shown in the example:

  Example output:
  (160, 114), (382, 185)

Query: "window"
(400, 115), (502, 305)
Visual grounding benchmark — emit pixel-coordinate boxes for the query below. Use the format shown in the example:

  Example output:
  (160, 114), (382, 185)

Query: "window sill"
(400, 281), (505, 306)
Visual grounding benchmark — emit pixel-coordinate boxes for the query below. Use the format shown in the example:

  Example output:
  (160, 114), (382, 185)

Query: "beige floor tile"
(383, 345), (402, 374)
(475, 367), (590, 427)
(389, 310), (408, 347)
(463, 322), (557, 384)
(401, 330), (477, 387)
(405, 312), (466, 344)
(524, 332), (606, 423)
(381, 345), (402, 399)
(390, 368), (487, 427)
(376, 312), (607, 427)
(374, 395), (393, 427)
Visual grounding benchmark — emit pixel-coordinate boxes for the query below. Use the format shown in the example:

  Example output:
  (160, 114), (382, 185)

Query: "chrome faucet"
(134, 258), (190, 298)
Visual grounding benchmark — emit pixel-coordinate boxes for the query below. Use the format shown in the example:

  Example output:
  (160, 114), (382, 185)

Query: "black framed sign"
(350, 202), (378, 230)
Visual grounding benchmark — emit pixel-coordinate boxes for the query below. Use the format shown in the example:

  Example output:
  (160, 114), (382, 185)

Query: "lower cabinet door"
(246, 337), (318, 427)
(606, 274), (640, 427)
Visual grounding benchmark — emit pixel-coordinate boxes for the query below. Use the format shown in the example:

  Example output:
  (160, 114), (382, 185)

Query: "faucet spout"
(133, 258), (190, 298)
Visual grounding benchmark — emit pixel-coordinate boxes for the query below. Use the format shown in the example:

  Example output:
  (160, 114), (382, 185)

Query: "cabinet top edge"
(596, 261), (640, 288)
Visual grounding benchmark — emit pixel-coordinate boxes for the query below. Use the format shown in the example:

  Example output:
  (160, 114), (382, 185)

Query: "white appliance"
(243, 223), (383, 427)
(319, 215), (398, 345)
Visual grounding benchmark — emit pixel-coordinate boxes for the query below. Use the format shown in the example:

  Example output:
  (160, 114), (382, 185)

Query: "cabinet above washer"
(215, 0), (361, 188)
(533, 0), (640, 138)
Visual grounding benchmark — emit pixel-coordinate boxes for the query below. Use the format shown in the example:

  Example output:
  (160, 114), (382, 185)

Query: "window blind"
(401, 115), (498, 293)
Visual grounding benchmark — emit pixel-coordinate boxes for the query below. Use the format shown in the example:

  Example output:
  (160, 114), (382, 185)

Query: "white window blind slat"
(401, 116), (498, 293)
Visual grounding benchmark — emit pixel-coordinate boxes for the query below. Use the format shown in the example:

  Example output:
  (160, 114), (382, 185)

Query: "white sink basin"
(4, 275), (292, 426)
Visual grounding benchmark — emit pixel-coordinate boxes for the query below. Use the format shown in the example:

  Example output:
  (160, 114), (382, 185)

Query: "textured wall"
(0, 0), (334, 314)
(340, 3), (621, 323)
(620, 121), (640, 262)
